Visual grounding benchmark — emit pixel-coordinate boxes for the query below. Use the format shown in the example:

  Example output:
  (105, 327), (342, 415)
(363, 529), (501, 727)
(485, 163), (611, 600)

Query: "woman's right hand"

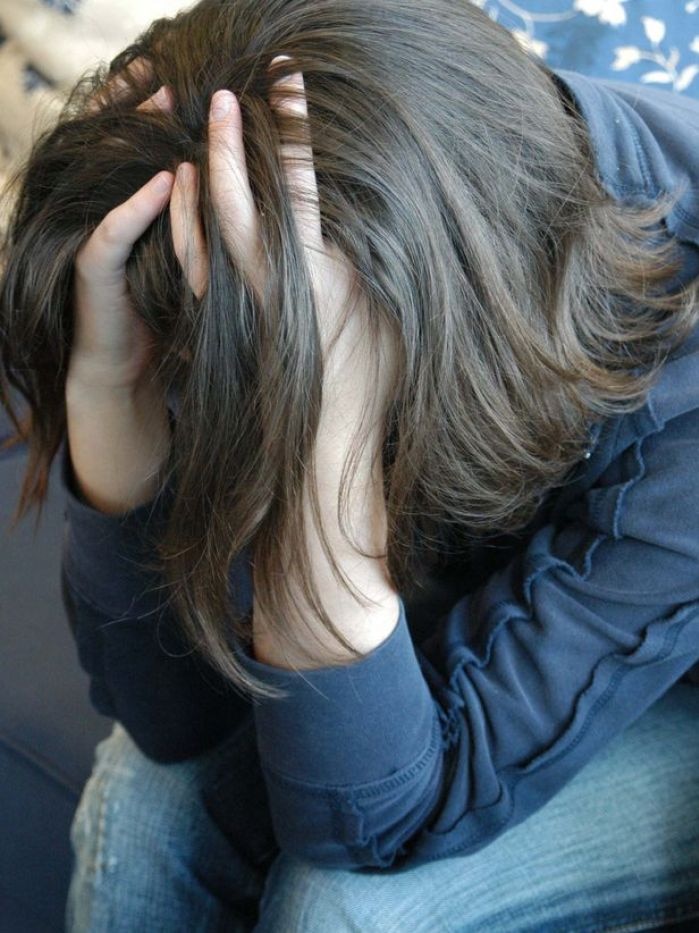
(67, 62), (208, 393)
(68, 164), (175, 391)
(64, 63), (208, 513)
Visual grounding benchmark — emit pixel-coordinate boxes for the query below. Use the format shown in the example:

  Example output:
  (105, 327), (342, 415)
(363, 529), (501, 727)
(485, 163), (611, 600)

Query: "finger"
(136, 84), (174, 114)
(170, 162), (209, 300)
(77, 171), (175, 279)
(86, 56), (154, 114)
(268, 57), (323, 252)
(207, 88), (260, 275)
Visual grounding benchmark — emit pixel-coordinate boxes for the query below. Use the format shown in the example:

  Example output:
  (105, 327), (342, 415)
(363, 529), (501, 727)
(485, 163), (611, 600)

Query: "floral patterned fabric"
(476, 0), (699, 96)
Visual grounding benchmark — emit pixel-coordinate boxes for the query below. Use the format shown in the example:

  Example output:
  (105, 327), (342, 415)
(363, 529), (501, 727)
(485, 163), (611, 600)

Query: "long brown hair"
(1, 0), (698, 700)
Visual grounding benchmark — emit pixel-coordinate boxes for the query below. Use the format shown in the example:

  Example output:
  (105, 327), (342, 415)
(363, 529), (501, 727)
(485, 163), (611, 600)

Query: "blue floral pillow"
(476, 0), (699, 98)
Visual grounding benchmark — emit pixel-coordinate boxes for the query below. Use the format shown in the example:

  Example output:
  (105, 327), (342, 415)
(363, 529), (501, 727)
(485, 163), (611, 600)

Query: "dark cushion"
(0, 441), (113, 933)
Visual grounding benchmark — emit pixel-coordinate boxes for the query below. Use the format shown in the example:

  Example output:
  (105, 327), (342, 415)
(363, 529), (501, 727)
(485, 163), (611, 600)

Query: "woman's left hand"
(167, 56), (396, 414)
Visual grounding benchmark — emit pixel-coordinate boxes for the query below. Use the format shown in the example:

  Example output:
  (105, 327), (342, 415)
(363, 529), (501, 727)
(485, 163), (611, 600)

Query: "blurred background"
(1, 1), (698, 931)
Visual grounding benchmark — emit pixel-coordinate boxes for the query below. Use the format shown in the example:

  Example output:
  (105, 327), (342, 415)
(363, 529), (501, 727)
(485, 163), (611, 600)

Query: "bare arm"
(64, 379), (171, 515)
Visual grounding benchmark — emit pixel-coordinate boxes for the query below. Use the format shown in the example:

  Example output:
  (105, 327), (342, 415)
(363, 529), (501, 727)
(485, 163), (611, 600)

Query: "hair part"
(1, 0), (698, 700)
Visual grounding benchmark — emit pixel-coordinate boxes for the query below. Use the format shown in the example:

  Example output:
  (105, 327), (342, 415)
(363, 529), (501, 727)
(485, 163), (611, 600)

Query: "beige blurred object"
(0, 0), (195, 240)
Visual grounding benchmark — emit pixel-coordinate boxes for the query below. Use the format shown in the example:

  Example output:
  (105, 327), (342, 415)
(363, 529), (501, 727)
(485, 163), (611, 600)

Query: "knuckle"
(99, 213), (122, 247)
(74, 240), (97, 274)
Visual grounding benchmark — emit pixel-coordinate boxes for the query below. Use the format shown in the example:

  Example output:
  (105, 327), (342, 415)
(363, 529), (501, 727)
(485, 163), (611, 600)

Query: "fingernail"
(210, 90), (233, 120)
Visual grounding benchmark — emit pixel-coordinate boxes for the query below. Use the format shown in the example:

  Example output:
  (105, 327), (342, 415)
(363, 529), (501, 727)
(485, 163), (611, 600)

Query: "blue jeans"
(66, 682), (699, 932)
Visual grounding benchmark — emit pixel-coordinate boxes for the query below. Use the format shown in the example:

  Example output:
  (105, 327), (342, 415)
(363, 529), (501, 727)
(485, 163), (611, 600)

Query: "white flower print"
(612, 46), (642, 70)
(574, 0), (629, 28)
(642, 16), (665, 47)
(461, 2), (698, 95)
(606, 10), (699, 92)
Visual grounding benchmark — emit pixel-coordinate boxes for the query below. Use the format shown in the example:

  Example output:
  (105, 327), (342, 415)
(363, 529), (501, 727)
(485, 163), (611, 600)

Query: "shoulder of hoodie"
(550, 68), (699, 437)
(551, 67), (699, 252)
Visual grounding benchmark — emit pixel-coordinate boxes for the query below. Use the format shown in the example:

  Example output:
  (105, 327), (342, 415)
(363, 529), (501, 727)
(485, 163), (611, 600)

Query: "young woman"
(1, 0), (699, 929)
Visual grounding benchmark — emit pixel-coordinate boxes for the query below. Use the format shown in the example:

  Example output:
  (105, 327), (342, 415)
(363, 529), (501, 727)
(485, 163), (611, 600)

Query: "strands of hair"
(1, 0), (697, 699)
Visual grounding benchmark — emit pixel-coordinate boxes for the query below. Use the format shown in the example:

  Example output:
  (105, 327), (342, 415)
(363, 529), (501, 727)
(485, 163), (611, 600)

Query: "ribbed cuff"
(232, 598), (437, 787)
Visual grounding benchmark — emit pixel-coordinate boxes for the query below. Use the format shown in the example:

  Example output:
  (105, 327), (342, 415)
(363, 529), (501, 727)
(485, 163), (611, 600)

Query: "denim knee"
(66, 720), (267, 933)
(69, 721), (217, 877)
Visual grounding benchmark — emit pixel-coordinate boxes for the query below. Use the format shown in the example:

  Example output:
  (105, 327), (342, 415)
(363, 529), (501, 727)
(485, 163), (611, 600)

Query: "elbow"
(112, 717), (234, 765)
(130, 738), (199, 766)
(108, 693), (252, 765)
(119, 728), (205, 765)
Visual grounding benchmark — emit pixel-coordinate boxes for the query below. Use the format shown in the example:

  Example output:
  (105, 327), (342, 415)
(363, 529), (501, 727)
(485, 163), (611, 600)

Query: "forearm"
(65, 378), (171, 515)
(252, 354), (400, 668)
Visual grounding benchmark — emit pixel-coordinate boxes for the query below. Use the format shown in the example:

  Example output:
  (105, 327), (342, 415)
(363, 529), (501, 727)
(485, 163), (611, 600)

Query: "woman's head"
(1, 0), (698, 699)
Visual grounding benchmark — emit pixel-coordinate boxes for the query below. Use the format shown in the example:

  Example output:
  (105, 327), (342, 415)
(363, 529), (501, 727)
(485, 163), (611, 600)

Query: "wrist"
(65, 363), (161, 402)
(65, 381), (171, 515)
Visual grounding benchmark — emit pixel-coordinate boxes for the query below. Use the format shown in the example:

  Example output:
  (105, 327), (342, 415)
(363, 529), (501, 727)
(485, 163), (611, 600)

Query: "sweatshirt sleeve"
(228, 383), (699, 871)
(59, 434), (253, 763)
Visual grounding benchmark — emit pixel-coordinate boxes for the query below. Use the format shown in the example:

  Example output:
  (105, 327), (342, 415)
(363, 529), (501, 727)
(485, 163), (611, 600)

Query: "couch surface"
(1, 435), (112, 933)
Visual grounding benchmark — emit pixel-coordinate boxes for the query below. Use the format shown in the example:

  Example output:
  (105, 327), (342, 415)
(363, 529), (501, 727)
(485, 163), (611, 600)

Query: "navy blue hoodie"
(59, 68), (699, 871)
